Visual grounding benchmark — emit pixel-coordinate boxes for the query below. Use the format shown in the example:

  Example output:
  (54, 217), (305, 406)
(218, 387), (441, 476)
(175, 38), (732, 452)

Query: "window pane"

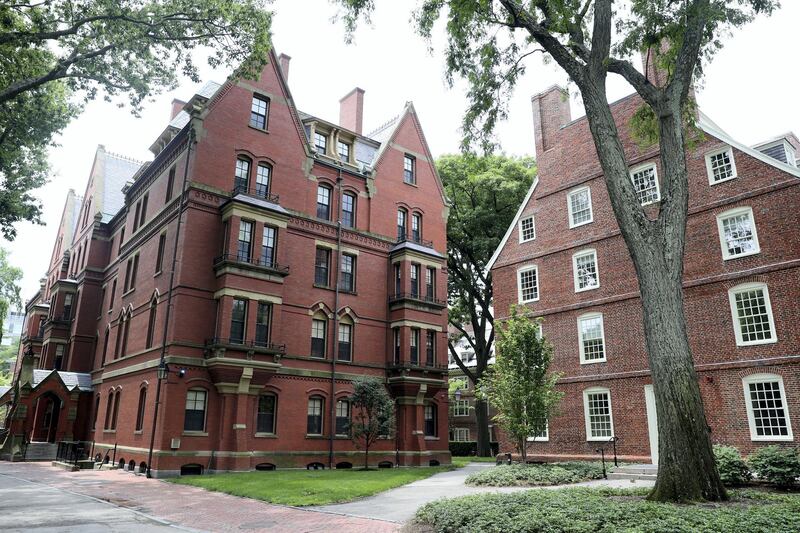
(520, 216), (536, 241)
(255, 164), (271, 198)
(631, 166), (660, 205)
(261, 226), (276, 266)
(586, 391), (612, 438)
(735, 288), (774, 342)
(569, 189), (592, 225)
(314, 132), (327, 153)
(235, 159), (250, 193)
(257, 395), (276, 433)
(580, 316), (605, 361)
(722, 213), (756, 257)
(575, 252), (599, 290)
(317, 186), (330, 219)
(519, 268), (538, 301)
(710, 150), (734, 182)
(338, 141), (350, 161)
(748, 381), (789, 436)
(307, 398), (323, 434)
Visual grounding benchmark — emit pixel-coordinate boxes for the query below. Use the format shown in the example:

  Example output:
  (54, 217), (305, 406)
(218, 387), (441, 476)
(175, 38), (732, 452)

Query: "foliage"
(348, 376), (395, 469)
(0, 248), (22, 334)
(449, 441), (499, 458)
(466, 462), (604, 487)
(448, 376), (468, 398)
(748, 446), (800, 488)
(169, 464), (455, 506)
(438, 153), (536, 456)
(478, 305), (561, 462)
(713, 445), (752, 486)
(414, 487), (800, 533)
(0, 0), (272, 239)
(0, 338), (20, 386)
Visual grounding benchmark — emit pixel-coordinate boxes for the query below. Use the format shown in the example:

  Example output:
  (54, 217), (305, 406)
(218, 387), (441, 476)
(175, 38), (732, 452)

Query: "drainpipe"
(146, 127), (194, 478)
(328, 166), (343, 469)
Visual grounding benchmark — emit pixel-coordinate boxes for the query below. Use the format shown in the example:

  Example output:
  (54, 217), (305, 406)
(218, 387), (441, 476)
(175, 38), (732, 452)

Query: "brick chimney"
(171, 98), (187, 120)
(641, 40), (672, 88)
(531, 85), (570, 156)
(279, 53), (291, 81)
(339, 87), (365, 135)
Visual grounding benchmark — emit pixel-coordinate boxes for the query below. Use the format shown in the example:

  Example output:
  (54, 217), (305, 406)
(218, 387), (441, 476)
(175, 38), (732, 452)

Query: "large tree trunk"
(474, 397), (492, 456)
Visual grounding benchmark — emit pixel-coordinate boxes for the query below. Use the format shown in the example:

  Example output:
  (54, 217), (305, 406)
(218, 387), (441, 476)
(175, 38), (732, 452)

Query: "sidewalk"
(0, 462), (399, 532)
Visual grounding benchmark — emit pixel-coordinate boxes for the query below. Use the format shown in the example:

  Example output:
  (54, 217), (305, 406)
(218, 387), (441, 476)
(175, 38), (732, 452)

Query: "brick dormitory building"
(0, 50), (451, 475)
(489, 59), (800, 463)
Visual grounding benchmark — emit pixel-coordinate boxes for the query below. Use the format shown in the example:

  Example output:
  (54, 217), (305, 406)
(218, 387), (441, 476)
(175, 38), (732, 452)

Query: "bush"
(448, 441), (499, 457)
(748, 446), (800, 488)
(713, 445), (751, 486)
(414, 488), (800, 533)
(465, 462), (604, 486)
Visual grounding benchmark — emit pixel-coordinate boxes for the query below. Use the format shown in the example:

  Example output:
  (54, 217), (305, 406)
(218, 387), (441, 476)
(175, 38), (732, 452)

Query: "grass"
(465, 461), (605, 486)
(414, 487), (800, 532)
(451, 456), (498, 468)
(168, 464), (456, 506)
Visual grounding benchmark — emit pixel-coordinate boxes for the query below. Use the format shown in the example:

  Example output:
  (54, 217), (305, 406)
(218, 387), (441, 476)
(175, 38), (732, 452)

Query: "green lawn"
(452, 456), (498, 468)
(168, 465), (456, 506)
(415, 487), (800, 532)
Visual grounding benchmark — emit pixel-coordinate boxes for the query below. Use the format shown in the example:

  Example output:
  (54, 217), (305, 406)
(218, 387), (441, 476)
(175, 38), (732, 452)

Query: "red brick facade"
(489, 85), (800, 463)
(6, 50), (450, 475)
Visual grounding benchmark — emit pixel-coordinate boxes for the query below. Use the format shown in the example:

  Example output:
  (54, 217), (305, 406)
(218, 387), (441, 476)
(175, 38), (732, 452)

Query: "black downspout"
(146, 128), (194, 478)
(328, 166), (343, 470)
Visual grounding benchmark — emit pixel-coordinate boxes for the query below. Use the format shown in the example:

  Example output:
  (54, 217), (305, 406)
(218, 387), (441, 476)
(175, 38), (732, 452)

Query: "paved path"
(310, 463), (655, 523)
(0, 462), (398, 532)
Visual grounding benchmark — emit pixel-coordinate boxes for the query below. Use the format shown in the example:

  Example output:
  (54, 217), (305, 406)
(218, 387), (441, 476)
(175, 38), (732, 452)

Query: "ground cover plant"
(414, 487), (800, 533)
(168, 465), (454, 506)
(465, 462), (605, 486)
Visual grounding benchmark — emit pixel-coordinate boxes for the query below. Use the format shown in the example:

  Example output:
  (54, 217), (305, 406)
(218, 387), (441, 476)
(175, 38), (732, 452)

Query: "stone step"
(612, 464), (658, 475)
(607, 472), (658, 481)
(25, 443), (58, 461)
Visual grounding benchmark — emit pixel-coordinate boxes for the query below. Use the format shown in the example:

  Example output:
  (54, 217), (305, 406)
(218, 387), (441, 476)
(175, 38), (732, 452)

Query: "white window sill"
(580, 358), (607, 365)
(569, 220), (593, 229)
(587, 436), (614, 442)
(735, 338), (778, 347)
(182, 431), (208, 437)
(709, 175), (738, 185)
(722, 250), (760, 261)
(254, 432), (278, 438)
(575, 285), (600, 293)
(749, 435), (794, 442)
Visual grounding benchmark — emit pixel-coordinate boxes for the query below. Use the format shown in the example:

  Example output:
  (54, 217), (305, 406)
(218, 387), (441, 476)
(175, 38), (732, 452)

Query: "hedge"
(449, 441), (499, 457)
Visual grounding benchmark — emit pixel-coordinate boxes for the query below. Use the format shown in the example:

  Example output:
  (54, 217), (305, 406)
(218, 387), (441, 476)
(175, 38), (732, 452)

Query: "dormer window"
(338, 141), (351, 162)
(755, 139), (797, 167)
(314, 132), (328, 154)
(250, 95), (269, 130)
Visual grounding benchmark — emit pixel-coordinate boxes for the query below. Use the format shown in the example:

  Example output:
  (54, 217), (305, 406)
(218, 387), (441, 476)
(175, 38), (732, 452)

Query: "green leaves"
(349, 376), (395, 451)
(0, 247), (22, 338)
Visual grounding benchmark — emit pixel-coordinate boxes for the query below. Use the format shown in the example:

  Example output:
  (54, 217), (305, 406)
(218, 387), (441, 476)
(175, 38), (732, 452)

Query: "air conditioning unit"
(170, 438), (181, 450)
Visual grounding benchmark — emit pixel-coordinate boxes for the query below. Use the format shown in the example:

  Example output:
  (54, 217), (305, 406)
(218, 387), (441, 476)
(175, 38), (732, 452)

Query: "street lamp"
(454, 388), (462, 401)
(156, 362), (169, 380)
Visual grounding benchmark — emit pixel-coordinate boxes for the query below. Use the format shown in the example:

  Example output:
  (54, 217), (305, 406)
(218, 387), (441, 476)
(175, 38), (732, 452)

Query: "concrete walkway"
(310, 463), (655, 523)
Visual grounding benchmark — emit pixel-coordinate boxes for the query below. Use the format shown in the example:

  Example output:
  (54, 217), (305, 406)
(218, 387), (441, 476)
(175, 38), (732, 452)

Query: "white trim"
(727, 282), (777, 346)
(452, 427), (470, 442)
(753, 139), (796, 168)
(578, 312), (606, 364)
(452, 399), (470, 417)
(629, 162), (661, 206)
(517, 265), (539, 303)
(699, 112), (800, 179)
(486, 177), (539, 272)
(518, 215), (536, 243)
(715, 206), (761, 260)
(567, 186), (593, 228)
(742, 373), (794, 441)
(705, 146), (738, 185)
(572, 248), (600, 292)
(583, 387), (614, 441)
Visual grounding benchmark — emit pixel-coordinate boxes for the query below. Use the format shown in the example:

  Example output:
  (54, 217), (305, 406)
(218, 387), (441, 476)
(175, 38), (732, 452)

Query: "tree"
(479, 305), (561, 464)
(336, 0), (778, 502)
(439, 154), (535, 457)
(0, 0), (272, 239)
(349, 376), (395, 470)
(0, 248), (22, 339)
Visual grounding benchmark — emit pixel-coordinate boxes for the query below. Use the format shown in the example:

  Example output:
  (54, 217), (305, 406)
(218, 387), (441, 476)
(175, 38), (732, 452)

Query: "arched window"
(135, 388), (147, 431)
(113, 314), (124, 359)
(93, 395), (100, 430)
(101, 327), (110, 366)
(146, 299), (158, 349)
(104, 392), (114, 430)
(310, 313), (327, 359)
(335, 399), (351, 436)
(121, 311), (131, 357)
(316, 184), (332, 220)
(337, 316), (353, 362)
(111, 390), (121, 430)
(256, 393), (277, 434)
(424, 403), (437, 437)
(342, 192), (356, 228)
(255, 163), (271, 198)
(397, 208), (407, 240)
(184, 389), (207, 432)
(307, 396), (324, 435)
(411, 213), (422, 242)
(234, 158), (251, 193)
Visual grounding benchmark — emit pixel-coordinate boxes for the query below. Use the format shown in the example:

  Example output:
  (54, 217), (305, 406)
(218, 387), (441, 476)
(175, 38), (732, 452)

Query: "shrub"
(465, 462), (604, 486)
(713, 445), (751, 486)
(448, 441), (499, 457)
(748, 446), (800, 488)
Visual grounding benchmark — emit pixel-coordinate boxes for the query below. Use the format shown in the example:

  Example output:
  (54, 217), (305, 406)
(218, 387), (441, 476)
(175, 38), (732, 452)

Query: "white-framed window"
(526, 421), (549, 442)
(517, 265), (539, 303)
(578, 313), (606, 364)
(452, 427), (470, 442)
(630, 163), (660, 205)
(705, 147), (737, 184)
(716, 207), (760, 260)
(451, 400), (470, 417)
(519, 215), (536, 242)
(572, 249), (599, 292)
(583, 387), (614, 441)
(567, 187), (593, 228)
(728, 283), (777, 346)
(742, 374), (793, 441)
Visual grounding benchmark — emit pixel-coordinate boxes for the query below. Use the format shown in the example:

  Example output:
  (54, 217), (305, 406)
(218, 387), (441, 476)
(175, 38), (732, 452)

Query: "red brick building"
(488, 77), (800, 463)
(2, 50), (450, 475)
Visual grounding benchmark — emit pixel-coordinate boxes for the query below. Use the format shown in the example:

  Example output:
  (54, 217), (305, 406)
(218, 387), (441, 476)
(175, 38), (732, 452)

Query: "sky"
(5, 1), (800, 301)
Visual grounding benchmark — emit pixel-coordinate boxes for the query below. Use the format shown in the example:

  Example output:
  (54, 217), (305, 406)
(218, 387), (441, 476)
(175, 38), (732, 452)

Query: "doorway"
(644, 385), (658, 465)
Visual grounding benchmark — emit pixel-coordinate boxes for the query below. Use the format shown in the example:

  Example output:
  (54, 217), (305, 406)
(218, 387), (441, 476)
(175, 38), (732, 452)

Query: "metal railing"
(595, 436), (619, 479)
(231, 185), (280, 204)
(205, 337), (286, 354)
(386, 361), (449, 371)
(388, 292), (446, 307)
(56, 440), (93, 465)
(396, 235), (435, 249)
(213, 253), (290, 275)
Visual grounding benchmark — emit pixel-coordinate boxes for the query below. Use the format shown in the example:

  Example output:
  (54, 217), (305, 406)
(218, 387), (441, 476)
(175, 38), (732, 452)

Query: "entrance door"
(644, 385), (658, 465)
